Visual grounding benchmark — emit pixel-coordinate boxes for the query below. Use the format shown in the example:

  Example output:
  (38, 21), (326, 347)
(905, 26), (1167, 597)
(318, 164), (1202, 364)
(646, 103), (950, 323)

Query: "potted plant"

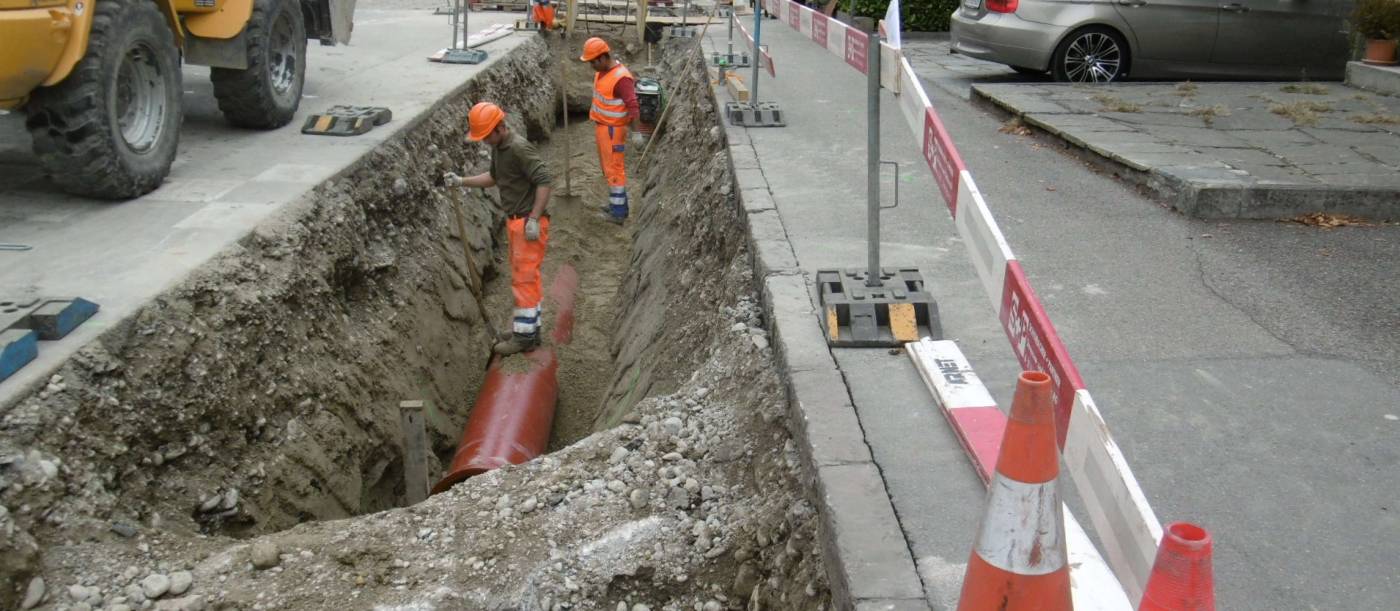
(1353, 0), (1400, 65)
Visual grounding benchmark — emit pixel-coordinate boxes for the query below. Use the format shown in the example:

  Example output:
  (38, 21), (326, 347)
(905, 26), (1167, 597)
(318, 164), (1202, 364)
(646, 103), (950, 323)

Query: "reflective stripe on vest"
(590, 63), (634, 126)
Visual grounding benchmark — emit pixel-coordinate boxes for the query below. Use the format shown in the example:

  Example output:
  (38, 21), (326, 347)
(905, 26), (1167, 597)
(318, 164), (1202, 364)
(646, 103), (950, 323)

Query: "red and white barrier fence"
(751, 0), (1168, 606)
(732, 14), (776, 77)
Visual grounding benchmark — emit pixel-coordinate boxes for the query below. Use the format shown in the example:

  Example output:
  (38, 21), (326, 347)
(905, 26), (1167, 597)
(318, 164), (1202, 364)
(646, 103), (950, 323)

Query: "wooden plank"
(573, 13), (719, 24)
(399, 400), (430, 504)
(725, 72), (749, 102)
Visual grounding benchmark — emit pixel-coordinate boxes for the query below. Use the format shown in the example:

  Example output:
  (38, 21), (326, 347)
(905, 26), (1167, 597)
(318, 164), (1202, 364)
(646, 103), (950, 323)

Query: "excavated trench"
(0, 30), (831, 610)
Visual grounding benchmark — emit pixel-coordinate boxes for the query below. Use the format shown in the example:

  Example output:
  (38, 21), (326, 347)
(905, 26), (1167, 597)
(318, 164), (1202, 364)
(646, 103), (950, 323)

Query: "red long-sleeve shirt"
(613, 76), (641, 120)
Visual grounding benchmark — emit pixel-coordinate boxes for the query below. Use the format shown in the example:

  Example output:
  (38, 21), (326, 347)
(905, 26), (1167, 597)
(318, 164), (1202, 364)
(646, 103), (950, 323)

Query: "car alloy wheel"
(1062, 32), (1124, 83)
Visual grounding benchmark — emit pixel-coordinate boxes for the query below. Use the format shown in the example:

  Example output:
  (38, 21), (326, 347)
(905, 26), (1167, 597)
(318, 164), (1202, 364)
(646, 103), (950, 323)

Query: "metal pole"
(451, 0), (460, 49)
(727, 7), (735, 58)
(866, 30), (882, 287)
(461, 0), (470, 49)
(682, 0), (688, 29)
(750, 0), (762, 106)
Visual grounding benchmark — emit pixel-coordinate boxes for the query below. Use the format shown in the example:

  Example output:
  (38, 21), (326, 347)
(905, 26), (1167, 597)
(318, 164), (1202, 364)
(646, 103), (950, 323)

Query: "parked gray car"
(950, 0), (1354, 82)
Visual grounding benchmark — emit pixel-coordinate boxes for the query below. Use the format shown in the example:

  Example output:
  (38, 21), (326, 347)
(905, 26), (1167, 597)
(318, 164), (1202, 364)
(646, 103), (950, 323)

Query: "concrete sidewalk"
(0, 9), (526, 405)
(973, 81), (1400, 219)
(708, 13), (1400, 611)
(704, 19), (998, 610)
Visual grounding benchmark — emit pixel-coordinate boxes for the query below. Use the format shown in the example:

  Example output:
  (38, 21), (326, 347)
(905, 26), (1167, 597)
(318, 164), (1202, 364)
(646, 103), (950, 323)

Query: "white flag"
(881, 0), (902, 48)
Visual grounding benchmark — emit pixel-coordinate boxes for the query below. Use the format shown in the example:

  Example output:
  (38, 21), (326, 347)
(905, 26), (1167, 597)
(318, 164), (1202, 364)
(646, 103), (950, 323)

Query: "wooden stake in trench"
(640, 13), (715, 164)
(399, 400), (430, 504)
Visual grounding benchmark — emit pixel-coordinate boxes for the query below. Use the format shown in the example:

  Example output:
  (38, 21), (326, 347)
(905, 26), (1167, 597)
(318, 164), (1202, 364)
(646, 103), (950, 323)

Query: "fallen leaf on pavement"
(999, 118), (1033, 136)
(1282, 212), (1374, 228)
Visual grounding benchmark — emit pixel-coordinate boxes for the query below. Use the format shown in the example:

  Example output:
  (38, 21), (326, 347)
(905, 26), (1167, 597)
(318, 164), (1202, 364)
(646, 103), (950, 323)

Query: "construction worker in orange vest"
(530, 0), (555, 31)
(444, 102), (555, 356)
(580, 37), (644, 225)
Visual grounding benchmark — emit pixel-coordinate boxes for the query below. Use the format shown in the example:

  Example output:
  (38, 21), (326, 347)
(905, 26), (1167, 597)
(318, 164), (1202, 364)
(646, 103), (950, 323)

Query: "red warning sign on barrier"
(811, 11), (828, 47)
(922, 108), (964, 215)
(789, 5), (801, 29)
(845, 28), (869, 74)
(998, 262), (1085, 446)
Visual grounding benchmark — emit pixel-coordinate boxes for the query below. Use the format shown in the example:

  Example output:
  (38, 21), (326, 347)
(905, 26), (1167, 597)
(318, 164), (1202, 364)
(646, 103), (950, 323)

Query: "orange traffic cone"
(957, 371), (1072, 611)
(1139, 522), (1215, 611)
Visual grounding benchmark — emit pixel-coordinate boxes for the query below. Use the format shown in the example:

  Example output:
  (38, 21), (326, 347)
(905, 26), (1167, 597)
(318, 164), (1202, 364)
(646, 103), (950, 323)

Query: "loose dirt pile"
(1, 28), (829, 611)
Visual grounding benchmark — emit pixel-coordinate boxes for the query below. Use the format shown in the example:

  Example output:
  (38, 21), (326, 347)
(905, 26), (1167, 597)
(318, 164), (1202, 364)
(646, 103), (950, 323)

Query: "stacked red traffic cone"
(957, 371), (1072, 611)
(1139, 522), (1216, 610)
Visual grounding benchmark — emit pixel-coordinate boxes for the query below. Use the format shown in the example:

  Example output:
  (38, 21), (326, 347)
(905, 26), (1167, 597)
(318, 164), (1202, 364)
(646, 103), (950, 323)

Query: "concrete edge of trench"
(710, 91), (932, 610)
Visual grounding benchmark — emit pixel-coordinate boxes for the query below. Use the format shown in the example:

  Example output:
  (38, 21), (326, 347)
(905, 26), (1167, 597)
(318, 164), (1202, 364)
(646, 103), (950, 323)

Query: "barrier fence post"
(750, 1), (762, 107)
(724, 0), (781, 126)
(727, 8), (735, 64)
(816, 19), (939, 347)
(866, 26), (882, 287)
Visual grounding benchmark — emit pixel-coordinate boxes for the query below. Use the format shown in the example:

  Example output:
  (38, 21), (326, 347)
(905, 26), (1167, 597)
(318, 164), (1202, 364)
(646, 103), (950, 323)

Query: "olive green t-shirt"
(489, 134), (554, 218)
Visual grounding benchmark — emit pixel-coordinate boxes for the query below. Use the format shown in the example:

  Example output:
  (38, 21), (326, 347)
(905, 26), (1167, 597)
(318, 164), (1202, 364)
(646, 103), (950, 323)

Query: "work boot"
(598, 204), (627, 225)
(493, 332), (540, 356)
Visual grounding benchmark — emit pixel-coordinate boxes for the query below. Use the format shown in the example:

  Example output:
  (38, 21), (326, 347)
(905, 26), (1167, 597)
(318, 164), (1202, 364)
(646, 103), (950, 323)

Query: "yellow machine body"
(0, 0), (256, 109)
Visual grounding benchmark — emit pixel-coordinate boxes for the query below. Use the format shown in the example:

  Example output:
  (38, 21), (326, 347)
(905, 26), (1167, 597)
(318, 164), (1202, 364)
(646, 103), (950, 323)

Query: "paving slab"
(0, 9), (528, 403)
(972, 81), (1400, 219)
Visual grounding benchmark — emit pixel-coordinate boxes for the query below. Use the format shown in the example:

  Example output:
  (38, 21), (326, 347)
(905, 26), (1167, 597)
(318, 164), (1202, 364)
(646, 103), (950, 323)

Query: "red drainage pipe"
(431, 264), (579, 494)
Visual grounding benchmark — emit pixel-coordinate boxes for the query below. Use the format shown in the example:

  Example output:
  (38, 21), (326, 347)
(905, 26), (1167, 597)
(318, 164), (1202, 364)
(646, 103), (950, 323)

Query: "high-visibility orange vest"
(590, 63), (634, 127)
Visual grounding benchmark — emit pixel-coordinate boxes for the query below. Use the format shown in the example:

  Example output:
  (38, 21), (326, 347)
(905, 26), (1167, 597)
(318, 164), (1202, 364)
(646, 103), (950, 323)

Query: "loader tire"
(211, 0), (307, 129)
(24, 0), (182, 199)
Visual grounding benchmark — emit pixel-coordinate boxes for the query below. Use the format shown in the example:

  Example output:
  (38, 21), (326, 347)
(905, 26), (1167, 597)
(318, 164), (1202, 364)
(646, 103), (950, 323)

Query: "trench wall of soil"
(0, 37), (559, 600)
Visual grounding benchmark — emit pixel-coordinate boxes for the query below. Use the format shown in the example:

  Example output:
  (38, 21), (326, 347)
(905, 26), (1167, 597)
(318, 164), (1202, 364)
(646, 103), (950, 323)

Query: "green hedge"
(847, 0), (960, 32)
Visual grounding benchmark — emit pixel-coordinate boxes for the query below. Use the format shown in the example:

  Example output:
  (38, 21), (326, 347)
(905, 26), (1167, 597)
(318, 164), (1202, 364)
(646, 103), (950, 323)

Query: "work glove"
(442, 172), (462, 187)
(525, 217), (541, 241)
(630, 131), (647, 148)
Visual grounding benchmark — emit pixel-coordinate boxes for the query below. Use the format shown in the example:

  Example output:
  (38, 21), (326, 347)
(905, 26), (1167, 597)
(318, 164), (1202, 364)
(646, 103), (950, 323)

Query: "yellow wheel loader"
(0, 0), (356, 198)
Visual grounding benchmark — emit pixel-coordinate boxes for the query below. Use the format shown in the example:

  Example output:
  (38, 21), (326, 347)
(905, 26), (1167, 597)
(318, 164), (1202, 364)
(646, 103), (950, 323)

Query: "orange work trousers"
(594, 123), (628, 218)
(532, 4), (555, 30)
(506, 216), (549, 336)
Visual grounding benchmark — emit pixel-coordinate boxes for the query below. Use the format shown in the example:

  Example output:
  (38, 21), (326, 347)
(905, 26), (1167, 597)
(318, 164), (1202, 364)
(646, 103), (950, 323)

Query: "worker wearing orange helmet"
(580, 37), (644, 224)
(445, 102), (555, 355)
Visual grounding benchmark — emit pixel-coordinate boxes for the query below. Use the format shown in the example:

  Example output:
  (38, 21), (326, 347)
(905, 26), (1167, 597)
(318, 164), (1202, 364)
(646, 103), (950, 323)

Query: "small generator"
(636, 78), (665, 136)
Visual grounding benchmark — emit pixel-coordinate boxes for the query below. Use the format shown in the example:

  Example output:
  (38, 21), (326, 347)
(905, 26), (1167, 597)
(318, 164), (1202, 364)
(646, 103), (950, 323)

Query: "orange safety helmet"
(467, 102), (505, 141)
(580, 37), (611, 62)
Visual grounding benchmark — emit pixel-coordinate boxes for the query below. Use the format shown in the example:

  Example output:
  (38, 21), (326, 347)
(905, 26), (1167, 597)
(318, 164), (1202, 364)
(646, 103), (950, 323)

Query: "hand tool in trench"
(558, 40), (579, 201)
(447, 186), (502, 344)
(639, 11), (714, 164)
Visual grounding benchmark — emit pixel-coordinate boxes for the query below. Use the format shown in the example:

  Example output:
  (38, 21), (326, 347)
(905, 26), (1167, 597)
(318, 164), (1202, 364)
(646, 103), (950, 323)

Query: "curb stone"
(970, 83), (1400, 220)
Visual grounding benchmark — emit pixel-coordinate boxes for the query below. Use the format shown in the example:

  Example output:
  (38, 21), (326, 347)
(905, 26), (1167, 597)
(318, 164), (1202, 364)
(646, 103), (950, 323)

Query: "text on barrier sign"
(922, 109), (961, 215)
(998, 262), (1084, 446)
(811, 12), (828, 47)
(789, 5), (801, 29)
(845, 28), (869, 74)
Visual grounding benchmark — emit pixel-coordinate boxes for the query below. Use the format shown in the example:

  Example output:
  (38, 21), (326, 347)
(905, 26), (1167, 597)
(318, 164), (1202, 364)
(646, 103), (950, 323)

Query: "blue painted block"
(27, 297), (99, 340)
(0, 329), (38, 383)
